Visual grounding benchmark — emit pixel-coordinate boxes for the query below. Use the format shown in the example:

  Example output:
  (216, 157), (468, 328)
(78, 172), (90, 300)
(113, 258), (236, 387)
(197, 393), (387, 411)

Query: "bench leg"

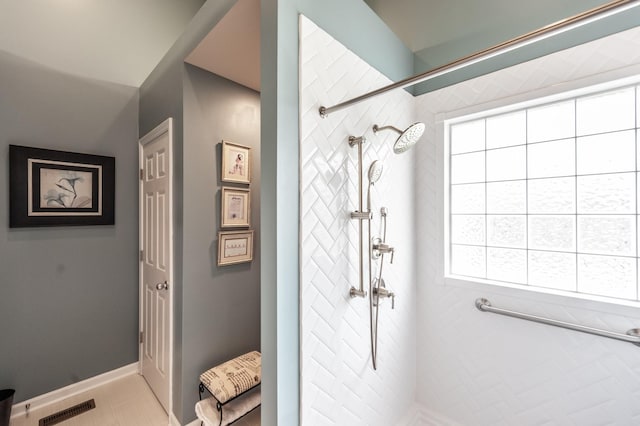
(216, 400), (223, 426)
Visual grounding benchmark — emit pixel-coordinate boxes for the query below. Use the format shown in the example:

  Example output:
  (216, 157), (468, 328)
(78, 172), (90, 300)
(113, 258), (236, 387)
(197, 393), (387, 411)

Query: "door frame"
(138, 117), (174, 417)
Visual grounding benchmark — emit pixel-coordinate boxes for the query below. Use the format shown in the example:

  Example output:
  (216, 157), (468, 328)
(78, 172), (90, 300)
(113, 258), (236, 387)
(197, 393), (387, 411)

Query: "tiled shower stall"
(299, 15), (417, 426)
(300, 14), (640, 426)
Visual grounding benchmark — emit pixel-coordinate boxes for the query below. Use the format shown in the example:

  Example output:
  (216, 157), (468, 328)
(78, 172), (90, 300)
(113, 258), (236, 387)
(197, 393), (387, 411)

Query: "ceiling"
(189, 0), (612, 93)
(185, 0), (260, 92)
(0, 0), (205, 87)
(0, 0), (619, 90)
(363, 0), (611, 69)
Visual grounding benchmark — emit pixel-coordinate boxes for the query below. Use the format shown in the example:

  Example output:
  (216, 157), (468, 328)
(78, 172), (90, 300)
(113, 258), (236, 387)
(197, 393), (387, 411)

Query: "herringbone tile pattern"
(300, 16), (417, 426)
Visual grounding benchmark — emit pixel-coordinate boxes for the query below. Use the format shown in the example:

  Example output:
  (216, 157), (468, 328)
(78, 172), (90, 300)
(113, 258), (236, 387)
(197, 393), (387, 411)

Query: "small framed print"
(9, 145), (115, 227)
(221, 140), (250, 184)
(218, 230), (254, 266)
(221, 187), (250, 228)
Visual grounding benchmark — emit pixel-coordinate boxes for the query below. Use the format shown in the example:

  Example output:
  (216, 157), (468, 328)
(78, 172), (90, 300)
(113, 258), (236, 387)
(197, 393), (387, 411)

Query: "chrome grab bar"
(475, 298), (640, 346)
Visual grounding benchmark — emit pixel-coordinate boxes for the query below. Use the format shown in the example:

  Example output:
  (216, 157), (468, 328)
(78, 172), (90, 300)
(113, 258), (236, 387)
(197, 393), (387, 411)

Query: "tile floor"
(9, 374), (261, 426)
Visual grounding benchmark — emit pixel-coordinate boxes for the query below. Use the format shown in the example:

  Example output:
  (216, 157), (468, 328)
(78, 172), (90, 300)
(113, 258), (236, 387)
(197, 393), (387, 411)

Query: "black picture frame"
(9, 145), (115, 227)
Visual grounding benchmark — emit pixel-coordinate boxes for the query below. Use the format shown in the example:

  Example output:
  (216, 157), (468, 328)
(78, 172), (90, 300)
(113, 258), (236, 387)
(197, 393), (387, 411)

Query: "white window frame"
(443, 71), (640, 309)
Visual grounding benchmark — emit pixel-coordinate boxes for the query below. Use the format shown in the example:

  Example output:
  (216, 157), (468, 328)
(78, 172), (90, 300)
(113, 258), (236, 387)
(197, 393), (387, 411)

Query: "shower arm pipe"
(476, 298), (640, 346)
(319, 0), (640, 118)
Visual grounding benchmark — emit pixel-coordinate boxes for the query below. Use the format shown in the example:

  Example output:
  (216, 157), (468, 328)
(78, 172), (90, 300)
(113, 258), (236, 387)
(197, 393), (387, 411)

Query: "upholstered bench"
(195, 351), (261, 426)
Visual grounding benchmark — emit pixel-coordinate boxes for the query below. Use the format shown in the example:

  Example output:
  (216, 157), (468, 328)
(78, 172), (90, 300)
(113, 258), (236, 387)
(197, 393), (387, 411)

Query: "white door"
(139, 118), (173, 413)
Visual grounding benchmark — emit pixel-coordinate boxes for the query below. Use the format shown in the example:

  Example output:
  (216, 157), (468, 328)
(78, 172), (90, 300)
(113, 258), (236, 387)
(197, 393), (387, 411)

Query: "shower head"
(373, 122), (425, 154)
(367, 160), (383, 184)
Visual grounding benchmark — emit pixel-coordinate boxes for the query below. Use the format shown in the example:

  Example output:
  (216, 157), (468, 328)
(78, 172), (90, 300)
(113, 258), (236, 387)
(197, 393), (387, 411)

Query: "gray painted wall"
(0, 51), (139, 403)
(139, 2), (237, 421)
(181, 64), (261, 423)
(138, 33), (189, 422)
(139, 2), (265, 423)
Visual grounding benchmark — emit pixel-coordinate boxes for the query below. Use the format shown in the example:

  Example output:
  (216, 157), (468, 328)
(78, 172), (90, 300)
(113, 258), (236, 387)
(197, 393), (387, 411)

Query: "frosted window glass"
(577, 130), (635, 175)
(447, 83), (640, 302)
(486, 146), (526, 181)
(528, 177), (575, 214)
(528, 139), (575, 178)
(578, 254), (636, 300)
(528, 250), (576, 291)
(451, 120), (485, 154)
(529, 215), (576, 251)
(486, 180), (526, 213)
(576, 87), (635, 136)
(486, 111), (526, 149)
(451, 183), (485, 214)
(577, 215), (636, 256)
(451, 151), (485, 184)
(487, 247), (527, 284)
(577, 173), (635, 214)
(528, 100), (575, 143)
(451, 215), (485, 245)
(487, 215), (526, 248)
(451, 244), (486, 278)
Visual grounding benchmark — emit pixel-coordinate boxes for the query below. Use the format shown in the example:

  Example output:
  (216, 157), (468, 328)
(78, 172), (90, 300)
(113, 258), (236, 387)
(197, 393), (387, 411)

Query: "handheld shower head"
(373, 122), (425, 154)
(366, 161), (383, 211)
(368, 160), (383, 184)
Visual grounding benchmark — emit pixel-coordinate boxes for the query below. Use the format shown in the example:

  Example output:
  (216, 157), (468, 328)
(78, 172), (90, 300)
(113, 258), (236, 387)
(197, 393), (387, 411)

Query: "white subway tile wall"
(299, 15), (417, 426)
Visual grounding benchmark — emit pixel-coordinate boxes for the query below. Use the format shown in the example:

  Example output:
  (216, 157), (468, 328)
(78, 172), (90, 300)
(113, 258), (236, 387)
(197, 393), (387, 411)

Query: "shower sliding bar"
(349, 136), (370, 298)
(318, 0), (640, 118)
(475, 298), (640, 346)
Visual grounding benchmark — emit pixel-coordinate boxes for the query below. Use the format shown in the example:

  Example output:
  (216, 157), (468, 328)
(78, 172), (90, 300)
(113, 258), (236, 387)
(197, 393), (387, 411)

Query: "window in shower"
(446, 79), (640, 303)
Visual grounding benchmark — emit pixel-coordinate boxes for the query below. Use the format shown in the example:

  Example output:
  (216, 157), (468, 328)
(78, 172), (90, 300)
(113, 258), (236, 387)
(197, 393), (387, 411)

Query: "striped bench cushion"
(200, 351), (261, 404)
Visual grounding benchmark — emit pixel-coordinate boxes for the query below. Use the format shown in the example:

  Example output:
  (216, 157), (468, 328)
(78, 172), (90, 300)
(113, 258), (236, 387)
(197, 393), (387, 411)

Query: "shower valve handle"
(375, 285), (396, 309)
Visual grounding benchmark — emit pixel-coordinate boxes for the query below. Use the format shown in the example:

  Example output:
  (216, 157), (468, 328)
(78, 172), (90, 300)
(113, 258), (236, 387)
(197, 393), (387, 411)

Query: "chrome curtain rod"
(319, 0), (640, 118)
(475, 298), (640, 346)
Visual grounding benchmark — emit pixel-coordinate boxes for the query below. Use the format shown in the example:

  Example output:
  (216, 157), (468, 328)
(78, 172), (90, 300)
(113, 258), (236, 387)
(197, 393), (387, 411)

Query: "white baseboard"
(10, 362), (139, 420)
(183, 420), (200, 426)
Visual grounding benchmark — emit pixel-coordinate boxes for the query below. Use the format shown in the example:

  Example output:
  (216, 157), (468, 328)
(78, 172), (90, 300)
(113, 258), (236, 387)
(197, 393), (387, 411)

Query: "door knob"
(156, 281), (168, 290)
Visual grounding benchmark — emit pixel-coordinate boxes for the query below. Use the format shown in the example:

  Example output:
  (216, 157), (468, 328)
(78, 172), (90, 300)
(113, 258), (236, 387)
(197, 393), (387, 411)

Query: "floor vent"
(38, 399), (96, 426)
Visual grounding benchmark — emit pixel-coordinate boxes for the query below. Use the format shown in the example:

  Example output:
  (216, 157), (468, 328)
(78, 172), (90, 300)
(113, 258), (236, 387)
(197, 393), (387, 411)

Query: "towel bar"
(475, 298), (640, 346)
